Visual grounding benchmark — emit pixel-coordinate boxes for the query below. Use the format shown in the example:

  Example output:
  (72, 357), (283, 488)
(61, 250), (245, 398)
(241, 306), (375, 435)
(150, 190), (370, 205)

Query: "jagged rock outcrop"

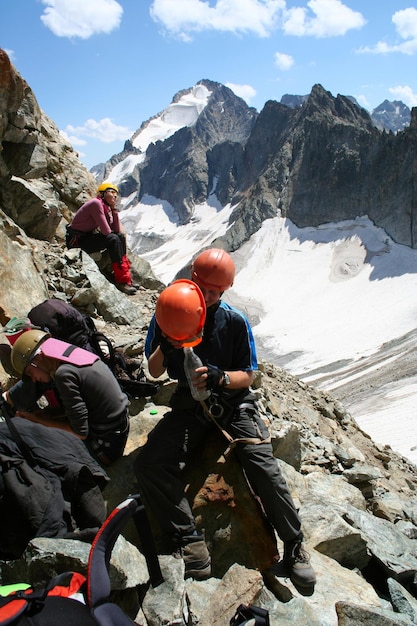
(222, 84), (417, 251)
(0, 48), (96, 240)
(281, 92), (411, 134)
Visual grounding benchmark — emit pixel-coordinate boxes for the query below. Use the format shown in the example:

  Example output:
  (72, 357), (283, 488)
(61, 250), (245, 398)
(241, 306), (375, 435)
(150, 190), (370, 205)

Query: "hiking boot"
(181, 534), (211, 581)
(283, 538), (316, 592)
(116, 283), (137, 295)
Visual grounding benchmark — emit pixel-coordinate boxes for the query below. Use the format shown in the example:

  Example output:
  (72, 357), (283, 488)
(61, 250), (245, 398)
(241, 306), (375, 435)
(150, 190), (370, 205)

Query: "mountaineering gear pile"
(28, 299), (98, 352)
(0, 494), (163, 625)
(4, 299), (158, 400)
(0, 395), (108, 560)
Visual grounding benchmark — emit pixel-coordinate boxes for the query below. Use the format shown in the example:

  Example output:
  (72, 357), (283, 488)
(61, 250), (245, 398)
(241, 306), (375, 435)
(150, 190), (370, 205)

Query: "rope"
(199, 398), (271, 461)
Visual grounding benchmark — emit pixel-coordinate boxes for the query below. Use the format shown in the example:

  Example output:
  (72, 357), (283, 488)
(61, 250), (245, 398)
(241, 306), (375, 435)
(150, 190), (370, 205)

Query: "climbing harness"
(199, 394), (271, 460)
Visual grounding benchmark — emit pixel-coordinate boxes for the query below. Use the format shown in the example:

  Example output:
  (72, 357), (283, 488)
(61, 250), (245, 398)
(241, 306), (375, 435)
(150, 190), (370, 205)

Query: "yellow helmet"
(11, 329), (50, 376)
(97, 182), (119, 195)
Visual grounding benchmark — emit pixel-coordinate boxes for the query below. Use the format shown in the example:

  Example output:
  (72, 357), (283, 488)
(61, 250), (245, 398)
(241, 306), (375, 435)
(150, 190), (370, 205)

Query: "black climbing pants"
(77, 231), (126, 264)
(134, 389), (302, 545)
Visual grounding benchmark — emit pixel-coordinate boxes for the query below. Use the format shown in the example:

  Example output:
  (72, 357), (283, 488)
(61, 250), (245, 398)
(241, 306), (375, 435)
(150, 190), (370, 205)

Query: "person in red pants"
(66, 182), (136, 295)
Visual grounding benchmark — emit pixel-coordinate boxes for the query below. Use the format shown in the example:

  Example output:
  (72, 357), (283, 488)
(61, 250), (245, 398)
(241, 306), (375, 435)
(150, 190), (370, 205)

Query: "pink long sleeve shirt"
(70, 197), (120, 235)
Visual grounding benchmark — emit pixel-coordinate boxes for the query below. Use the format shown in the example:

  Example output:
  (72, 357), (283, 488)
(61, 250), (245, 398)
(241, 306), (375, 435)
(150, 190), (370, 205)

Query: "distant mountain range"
(94, 80), (417, 256)
(280, 93), (411, 133)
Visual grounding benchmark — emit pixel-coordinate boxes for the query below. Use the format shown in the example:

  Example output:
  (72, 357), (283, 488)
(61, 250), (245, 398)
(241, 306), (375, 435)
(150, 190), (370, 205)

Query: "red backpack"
(0, 494), (163, 625)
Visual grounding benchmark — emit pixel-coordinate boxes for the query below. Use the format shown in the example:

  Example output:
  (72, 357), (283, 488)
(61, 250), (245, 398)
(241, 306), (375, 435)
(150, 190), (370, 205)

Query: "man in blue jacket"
(134, 248), (316, 592)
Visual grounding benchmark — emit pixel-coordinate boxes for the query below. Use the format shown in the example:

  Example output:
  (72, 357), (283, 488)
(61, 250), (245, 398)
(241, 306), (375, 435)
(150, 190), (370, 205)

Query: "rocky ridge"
(99, 80), (417, 259)
(280, 93), (411, 134)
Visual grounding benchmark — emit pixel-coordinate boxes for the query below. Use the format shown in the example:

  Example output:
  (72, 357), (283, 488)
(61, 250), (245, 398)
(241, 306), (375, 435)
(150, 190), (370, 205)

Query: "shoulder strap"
(88, 331), (117, 372)
(0, 393), (39, 469)
(0, 572), (87, 625)
(230, 604), (270, 625)
(87, 494), (163, 610)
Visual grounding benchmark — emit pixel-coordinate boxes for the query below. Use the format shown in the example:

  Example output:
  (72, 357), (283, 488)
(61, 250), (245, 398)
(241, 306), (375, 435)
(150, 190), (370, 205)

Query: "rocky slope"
(2, 245), (417, 625)
(1, 47), (417, 624)
(0, 50), (96, 242)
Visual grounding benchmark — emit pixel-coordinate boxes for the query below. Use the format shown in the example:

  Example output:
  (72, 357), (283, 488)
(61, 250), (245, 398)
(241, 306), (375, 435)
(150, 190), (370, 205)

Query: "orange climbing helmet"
(155, 279), (206, 347)
(191, 248), (235, 292)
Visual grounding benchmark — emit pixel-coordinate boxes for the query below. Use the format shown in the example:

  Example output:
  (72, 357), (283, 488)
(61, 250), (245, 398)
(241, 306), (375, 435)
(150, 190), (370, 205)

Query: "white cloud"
(355, 94), (370, 109)
(358, 7), (417, 56)
(64, 118), (134, 143)
(393, 8), (417, 41)
(283, 0), (365, 38)
(150, 0), (284, 38)
(274, 51), (294, 70)
(40, 0), (123, 39)
(388, 85), (417, 108)
(226, 83), (257, 103)
(60, 130), (87, 147)
(4, 48), (15, 61)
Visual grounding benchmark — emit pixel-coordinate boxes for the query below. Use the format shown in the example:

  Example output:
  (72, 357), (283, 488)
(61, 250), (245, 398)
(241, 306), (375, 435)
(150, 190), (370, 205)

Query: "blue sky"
(2, 0), (417, 169)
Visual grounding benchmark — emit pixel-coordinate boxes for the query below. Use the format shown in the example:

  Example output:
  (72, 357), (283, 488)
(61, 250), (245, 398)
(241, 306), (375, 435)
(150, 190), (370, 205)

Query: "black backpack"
(27, 299), (158, 399)
(0, 493), (163, 625)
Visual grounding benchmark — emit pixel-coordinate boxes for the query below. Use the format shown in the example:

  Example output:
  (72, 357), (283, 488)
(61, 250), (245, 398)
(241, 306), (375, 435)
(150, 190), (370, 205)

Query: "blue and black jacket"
(145, 300), (258, 385)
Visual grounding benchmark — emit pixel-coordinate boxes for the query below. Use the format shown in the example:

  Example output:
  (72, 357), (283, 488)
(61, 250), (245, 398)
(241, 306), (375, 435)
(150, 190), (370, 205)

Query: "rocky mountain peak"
(102, 79), (258, 223)
(372, 98), (411, 132)
(297, 83), (374, 130)
(281, 84), (411, 134)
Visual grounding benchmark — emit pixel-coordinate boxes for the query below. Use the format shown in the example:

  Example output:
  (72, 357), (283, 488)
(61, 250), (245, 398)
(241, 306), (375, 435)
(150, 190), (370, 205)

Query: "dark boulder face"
(222, 84), (417, 250)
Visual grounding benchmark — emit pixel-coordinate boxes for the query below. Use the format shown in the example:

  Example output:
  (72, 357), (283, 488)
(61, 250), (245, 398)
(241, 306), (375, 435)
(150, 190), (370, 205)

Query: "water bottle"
(183, 347), (211, 401)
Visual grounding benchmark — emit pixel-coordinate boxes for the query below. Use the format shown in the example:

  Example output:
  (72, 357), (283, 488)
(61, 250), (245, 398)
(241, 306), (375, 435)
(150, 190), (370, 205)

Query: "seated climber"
(134, 248), (316, 593)
(9, 329), (130, 466)
(66, 182), (137, 295)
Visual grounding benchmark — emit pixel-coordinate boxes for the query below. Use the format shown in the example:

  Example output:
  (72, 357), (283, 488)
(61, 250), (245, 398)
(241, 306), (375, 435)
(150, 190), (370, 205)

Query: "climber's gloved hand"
(205, 364), (224, 390)
(159, 335), (175, 357)
(159, 335), (179, 367)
